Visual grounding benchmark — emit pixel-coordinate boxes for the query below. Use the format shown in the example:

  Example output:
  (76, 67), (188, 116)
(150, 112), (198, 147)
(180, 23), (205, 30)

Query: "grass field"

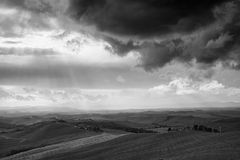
(45, 131), (240, 160)
(0, 108), (240, 160)
(1, 133), (126, 160)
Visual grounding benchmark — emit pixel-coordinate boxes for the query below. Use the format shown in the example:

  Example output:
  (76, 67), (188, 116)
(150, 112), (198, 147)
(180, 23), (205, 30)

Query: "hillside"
(0, 118), (152, 158)
(0, 109), (240, 160)
(45, 131), (240, 160)
(0, 120), (100, 158)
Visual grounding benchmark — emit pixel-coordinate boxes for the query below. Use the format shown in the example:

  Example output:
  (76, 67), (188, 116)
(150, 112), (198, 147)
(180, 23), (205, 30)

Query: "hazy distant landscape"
(0, 108), (239, 160)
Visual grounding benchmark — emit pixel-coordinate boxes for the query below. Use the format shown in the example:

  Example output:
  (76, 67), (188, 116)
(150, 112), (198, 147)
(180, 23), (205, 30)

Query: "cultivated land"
(0, 133), (125, 160)
(0, 108), (240, 160)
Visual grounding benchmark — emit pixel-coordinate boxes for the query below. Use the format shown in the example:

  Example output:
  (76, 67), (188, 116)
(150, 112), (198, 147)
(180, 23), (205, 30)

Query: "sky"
(0, 0), (240, 113)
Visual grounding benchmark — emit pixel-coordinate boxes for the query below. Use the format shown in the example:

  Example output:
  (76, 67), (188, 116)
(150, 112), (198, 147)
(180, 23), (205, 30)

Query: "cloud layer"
(149, 78), (227, 95)
(68, 0), (240, 71)
(1, 0), (240, 111)
(1, 0), (240, 71)
(68, 0), (227, 36)
(1, 77), (240, 110)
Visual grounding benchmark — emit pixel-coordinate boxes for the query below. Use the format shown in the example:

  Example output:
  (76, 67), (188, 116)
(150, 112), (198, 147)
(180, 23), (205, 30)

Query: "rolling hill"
(0, 108), (240, 160)
(45, 131), (240, 160)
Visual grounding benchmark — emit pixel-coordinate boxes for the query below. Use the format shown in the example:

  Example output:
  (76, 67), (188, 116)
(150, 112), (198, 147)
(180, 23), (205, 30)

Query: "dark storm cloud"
(2, 0), (229, 36)
(68, 0), (229, 37)
(137, 39), (185, 71)
(1, 0), (240, 71)
(67, 0), (240, 71)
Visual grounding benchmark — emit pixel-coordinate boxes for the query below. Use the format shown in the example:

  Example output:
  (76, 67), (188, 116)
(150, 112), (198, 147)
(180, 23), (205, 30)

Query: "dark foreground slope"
(0, 118), (152, 158)
(0, 120), (99, 158)
(45, 131), (240, 160)
(1, 133), (126, 160)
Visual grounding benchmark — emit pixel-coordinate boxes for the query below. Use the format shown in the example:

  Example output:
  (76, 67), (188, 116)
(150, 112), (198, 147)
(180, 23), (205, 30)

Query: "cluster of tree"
(56, 119), (67, 123)
(76, 120), (156, 133)
(77, 125), (103, 132)
(54, 118), (157, 133)
(54, 118), (103, 132)
(167, 127), (183, 132)
(193, 124), (220, 133)
(152, 123), (168, 128)
(124, 128), (156, 133)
